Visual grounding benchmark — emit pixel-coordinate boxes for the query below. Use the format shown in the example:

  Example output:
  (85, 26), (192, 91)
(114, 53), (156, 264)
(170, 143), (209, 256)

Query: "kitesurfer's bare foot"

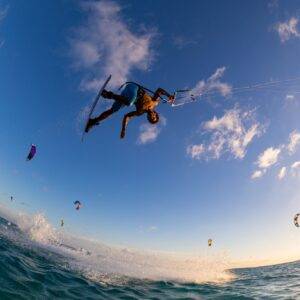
(85, 118), (99, 133)
(101, 90), (114, 99)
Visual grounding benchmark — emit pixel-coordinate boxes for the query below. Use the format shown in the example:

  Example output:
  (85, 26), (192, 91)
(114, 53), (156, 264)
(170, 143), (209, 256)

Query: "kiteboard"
(82, 74), (112, 141)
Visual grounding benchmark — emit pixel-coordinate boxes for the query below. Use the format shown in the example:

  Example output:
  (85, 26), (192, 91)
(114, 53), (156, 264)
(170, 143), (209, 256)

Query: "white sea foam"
(0, 204), (234, 284)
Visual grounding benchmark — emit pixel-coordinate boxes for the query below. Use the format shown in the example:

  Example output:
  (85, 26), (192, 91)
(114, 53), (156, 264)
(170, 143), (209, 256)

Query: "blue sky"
(1, 0), (300, 264)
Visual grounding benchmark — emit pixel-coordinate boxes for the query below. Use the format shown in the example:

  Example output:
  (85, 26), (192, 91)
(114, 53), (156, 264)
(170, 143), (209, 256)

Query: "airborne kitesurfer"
(85, 83), (174, 138)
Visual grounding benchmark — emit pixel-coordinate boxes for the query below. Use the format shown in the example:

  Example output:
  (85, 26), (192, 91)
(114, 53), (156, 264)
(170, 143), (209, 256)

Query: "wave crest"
(0, 205), (234, 284)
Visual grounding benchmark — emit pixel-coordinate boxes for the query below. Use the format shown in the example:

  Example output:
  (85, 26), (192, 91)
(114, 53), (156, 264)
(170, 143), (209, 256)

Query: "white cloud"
(278, 166), (287, 180)
(291, 161), (300, 169)
(286, 94), (295, 101)
(172, 35), (198, 49)
(0, 6), (8, 22)
(138, 225), (158, 234)
(268, 0), (279, 11)
(251, 146), (281, 180)
(276, 17), (300, 43)
(138, 124), (160, 145)
(287, 130), (300, 154)
(291, 161), (300, 177)
(148, 226), (158, 232)
(72, 41), (101, 68)
(186, 144), (205, 160)
(137, 117), (166, 145)
(256, 147), (281, 169)
(251, 170), (265, 179)
(187, 107), (263, 160)
(0, 5), (8, 48)
(70, 0), (155, 90)
(252, 130), (300, 180)
(190, 67), (232, 98)
(174, 67), (232, 106)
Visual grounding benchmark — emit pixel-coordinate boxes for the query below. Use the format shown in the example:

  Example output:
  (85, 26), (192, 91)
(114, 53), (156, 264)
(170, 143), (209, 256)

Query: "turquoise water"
(0, 214), (299, 299)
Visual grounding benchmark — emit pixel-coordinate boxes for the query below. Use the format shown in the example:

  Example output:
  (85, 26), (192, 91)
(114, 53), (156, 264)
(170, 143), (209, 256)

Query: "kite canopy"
(74, 201), (82, 210)
(208, 238), (213, 247)
(294, 213), (300, 227)
(27, 144), (37, 161)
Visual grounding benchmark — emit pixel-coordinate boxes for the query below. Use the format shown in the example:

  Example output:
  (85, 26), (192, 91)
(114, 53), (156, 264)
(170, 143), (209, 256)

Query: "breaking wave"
(0, 204), (233, 285)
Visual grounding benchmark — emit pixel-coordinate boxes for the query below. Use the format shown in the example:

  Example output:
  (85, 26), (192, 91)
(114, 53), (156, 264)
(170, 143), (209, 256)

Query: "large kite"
(294, 213), (300, 227)
(74, 201), (82, 210)
(27, 144), (37, 161)
(208, 238), (213, 247)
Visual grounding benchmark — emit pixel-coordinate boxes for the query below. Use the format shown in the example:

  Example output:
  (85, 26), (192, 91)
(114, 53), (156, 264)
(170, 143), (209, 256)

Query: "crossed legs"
(84, 90), (128, 132)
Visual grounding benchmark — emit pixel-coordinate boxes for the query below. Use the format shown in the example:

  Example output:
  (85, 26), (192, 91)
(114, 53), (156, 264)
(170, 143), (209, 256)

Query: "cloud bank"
(256, 147), (281, 169)
(70, 0), (155, 90)
(276, 17), (300, 43)
(137, 117), (166, 145)
(187, 107), (263, 160)
(252, 130), (300, 180)
(287, 131), (300, 154)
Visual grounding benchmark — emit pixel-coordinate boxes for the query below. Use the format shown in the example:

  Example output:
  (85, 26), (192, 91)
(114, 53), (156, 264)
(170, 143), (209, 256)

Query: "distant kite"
(10, 196), (13, 202)
(208, 238), (213, 247)
(294, 213), (300, 227)
(27, 144), (37, 161)
(74, 201), (82, 210)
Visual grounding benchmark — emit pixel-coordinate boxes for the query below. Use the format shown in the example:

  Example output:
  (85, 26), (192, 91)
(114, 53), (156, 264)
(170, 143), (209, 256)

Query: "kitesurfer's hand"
(120, 129), (126, 139)
(168, 95), (175, 103)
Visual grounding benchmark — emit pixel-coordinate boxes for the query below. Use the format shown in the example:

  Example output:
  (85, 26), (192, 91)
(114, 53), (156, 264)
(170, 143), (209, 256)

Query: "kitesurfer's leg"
(85, 108), (115, 132)
(85, 89), (133, 133)
(102, 90), (128, 105)
(85, 97), (126, 132)
(94, 108), (115, 123)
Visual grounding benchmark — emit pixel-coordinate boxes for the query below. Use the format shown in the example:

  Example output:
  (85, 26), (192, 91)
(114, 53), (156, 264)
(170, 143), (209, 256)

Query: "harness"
(119, 82), (164, 101)
(119, 82), (181, 106)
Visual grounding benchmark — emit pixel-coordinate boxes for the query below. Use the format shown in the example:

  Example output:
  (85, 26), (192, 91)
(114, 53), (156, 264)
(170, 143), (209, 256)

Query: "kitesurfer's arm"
(153, 88), (175, 103)
(120, 111), (140, 139)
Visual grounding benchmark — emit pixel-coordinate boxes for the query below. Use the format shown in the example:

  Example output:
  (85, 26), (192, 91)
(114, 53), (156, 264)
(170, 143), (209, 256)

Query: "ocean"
(0, 209), (299, 299)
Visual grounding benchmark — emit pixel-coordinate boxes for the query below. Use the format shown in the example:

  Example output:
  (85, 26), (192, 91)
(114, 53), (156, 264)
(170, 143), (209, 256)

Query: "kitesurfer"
(85, 83), (174, 138)
(208, 238), (213, 247)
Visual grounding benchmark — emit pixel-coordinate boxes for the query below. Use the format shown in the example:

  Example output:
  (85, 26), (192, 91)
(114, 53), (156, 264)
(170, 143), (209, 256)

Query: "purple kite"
(74, 200), (82, 210)
(27, 144), (36, 161)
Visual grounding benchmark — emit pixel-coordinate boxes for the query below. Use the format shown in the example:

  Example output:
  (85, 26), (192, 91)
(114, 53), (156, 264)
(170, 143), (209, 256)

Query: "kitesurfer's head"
(147, 110), (159, 124)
